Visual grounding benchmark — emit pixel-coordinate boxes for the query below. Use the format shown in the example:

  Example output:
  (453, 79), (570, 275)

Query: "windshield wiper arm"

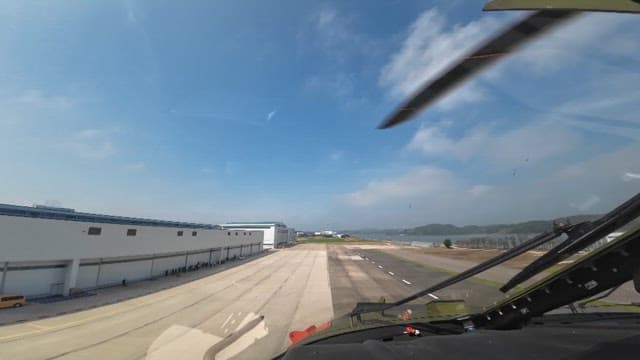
(409, 322), (464, 335)
(577, 285), (622, 309)
(352, 192), (640, 317)
(501, 192), (640, 292)
(351, 222), (576, 316)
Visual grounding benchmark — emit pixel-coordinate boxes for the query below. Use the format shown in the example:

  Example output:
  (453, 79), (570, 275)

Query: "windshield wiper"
(501, 192), (640, 292)
(577, 285), (621, 309)
(408, 322), (464, 335)
(351, 221), (578, 316)
(351, 192), (640, 317)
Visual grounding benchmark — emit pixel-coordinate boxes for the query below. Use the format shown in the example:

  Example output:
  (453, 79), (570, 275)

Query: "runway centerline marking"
(402, 279), (412, 285)
(388, 272), (394, 276)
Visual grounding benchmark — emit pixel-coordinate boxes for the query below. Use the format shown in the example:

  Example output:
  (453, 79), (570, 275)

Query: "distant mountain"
(351, 214), (602, 236)
(404, 221), (548, 235)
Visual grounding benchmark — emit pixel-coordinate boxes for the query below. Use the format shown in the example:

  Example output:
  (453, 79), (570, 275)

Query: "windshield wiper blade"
(352, 192), (640, 317)
(409, 322), (464, 335)
(501, 192), (640, 292)
(351, 223), (575, 316)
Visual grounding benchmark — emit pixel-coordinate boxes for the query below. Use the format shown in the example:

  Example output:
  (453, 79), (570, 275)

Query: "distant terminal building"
(219, 222), (296, 249)
(0, 204), (263, 297)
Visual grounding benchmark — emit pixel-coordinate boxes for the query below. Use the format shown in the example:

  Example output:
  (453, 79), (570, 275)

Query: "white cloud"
(329, 10), (640, 229)
(622, 172), (640, 182)
(558, 89), (640, 119)
(336, 143), (640, 228)
(305, 73), (355, 99)
(407, 121), (579, 166)
(266, 110), (276, 122)
(343, 166), (455, 207)
(68, 129), (116, 159)
(302, 6), (376, 109)
(308, 5), (373, 62)
(329, 150), (343, 162)
(550, 72), (640, 137)
(124, 162), (145, 171)
(559, 115), (640, 142)
(123, 0), (137, 24)
(314, 7), (340, 34)
(512, 13), (640, 72)
(303, 72), (368, 109)
(75, 129), (106, 139)
(224, 161), (240, 176)
(570, 194), (600, 212)
(5, 89), (73, 109)
(469, 184), (492, 198)
(379, 9), (505, 107)
(377, 10), (640, 114)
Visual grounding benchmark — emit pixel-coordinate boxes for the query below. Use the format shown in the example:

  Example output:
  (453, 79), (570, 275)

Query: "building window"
(126, 229), (137, 236)
(228, 232), (231, 236)
(243, 232), (246, 236)
(177, 231), (183, 237)
(249, 232), (252, 235)
(235, 232), (238, 236)
(192, 231), (197, 236)
(88, 227), (102, 235)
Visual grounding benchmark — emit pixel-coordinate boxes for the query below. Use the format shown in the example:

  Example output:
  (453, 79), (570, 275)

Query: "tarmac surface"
(380, 246), (639, 305)
(0, 253), (274, 326)
(328, 245), (501, 316)
(0, 242), (636, 359)
(0, 246), (333, 360)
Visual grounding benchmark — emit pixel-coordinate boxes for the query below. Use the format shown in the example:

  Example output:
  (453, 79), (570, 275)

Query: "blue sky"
(1, 1), (639, 229)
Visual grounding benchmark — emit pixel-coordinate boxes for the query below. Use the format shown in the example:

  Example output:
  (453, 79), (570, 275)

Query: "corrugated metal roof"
(0, 203), (218, 229)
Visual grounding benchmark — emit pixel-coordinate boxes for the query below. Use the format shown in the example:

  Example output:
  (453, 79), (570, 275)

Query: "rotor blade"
(377, 10), (578, 130)
(483, 0), (640, 14)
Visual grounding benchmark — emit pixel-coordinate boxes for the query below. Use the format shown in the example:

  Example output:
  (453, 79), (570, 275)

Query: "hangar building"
(0, 204), (263, 297)
(219, 222), (296, 249)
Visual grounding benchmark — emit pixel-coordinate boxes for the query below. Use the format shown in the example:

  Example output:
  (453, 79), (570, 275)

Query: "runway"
(0, 243), (500, 359)
(327, 245), (500, 316)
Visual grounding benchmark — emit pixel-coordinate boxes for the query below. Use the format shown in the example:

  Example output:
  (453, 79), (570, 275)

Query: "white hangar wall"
(0, 214), (264, 297)
(0, 216), (262, 262)
(220, 223), (296, 249)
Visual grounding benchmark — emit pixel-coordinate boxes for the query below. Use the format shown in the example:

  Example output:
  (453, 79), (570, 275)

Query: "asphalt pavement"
(327, 245), (503, 316)
(0, 245), (333, 360)
(3, 242), (614, 360)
